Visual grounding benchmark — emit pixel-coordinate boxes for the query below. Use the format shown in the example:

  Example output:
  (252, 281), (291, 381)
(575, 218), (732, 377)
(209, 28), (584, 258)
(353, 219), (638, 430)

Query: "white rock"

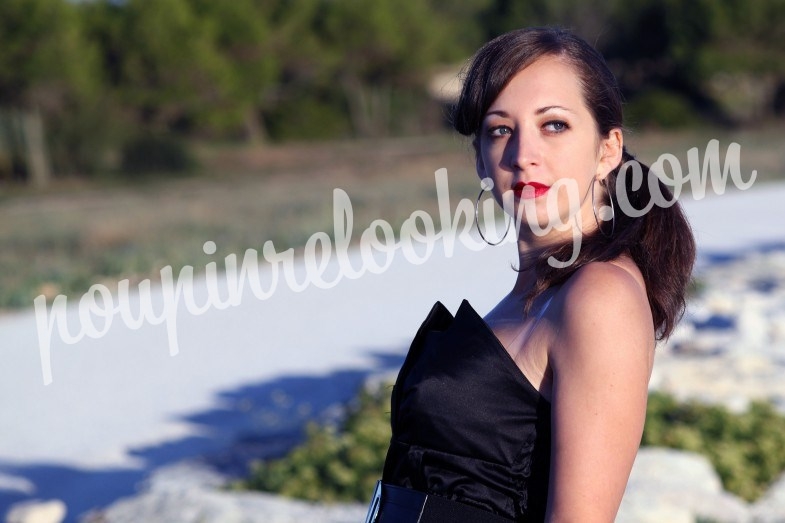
(704, 290), (739, 316)
(627, 447), (724, 493)
(619, 448), (750, 523)
(769, 314), (785, 344)
(616, 498), (694, 523)
(142, 460), (226, 493)
(83, 488), (367, 523)
(5, 499), (67, 523)
(80, 461), (366, 523)
(736, 303), (769, 351)
(751, 471), (785, 523)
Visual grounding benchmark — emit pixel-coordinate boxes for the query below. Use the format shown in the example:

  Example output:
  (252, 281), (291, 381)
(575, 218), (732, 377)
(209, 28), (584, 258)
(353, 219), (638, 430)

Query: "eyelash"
(543, 120), (569, 133)
(486, 120), (570, 138)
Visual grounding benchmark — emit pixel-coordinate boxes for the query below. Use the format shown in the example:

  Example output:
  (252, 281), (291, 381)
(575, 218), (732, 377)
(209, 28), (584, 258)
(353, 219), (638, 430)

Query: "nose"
(503, 126), (539, 171)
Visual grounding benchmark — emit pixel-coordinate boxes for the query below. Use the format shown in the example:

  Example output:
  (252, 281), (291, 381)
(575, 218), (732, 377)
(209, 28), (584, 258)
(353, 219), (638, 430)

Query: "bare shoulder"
(562, 258), (648, 311)
(550, 258), (654, 364)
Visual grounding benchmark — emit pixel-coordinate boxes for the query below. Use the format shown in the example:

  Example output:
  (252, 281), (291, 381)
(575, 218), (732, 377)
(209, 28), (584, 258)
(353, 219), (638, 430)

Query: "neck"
(511, 242), (541, 297)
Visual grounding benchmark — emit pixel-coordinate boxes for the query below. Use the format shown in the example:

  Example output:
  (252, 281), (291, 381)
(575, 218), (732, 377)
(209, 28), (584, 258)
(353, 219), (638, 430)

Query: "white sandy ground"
(1, 178), (784, 520)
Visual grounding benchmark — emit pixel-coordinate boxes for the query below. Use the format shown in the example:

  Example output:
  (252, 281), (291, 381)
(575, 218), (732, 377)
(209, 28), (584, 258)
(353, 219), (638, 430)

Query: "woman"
(371, 27), (695, 522)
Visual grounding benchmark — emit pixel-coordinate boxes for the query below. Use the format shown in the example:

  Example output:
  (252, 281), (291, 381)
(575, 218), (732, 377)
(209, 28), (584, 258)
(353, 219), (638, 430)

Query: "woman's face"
(476, 55), (621, 243)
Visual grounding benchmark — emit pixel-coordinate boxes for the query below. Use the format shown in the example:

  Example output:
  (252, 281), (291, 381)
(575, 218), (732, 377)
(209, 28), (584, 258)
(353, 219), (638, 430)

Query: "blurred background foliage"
(1, 0), (784, 183)
(0, 0), (782, 310)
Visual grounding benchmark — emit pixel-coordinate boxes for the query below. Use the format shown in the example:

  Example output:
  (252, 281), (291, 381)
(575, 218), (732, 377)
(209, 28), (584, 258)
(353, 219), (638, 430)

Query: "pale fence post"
(22, 107), (52, 188)
(0, 108), (53, 186)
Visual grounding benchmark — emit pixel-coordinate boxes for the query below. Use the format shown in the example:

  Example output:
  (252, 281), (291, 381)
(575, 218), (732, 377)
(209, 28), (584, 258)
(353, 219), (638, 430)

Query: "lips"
(513, 181), (550, 199)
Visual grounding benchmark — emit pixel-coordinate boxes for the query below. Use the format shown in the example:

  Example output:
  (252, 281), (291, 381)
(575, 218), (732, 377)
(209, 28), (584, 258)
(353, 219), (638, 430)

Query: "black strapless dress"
(382, 300), (551, 522)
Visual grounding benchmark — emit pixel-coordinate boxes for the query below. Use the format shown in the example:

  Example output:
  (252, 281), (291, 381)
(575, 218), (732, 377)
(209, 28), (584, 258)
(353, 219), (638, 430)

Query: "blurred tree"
(84, 0), (280, 141)
(259, 0), (466, 139)
(600, 0), (732, 126)
(108, 0), (232, 133)
(426, 0), (493, 55)
(0, 0), (103, 180)
(472, 0), (615, 43)
(699, 0), (785, 119)
(700, 0), (785, 77)
(186, 0), (278, 140)
(84, 0), (279, 144)
(312, 0), (459, 137)
(4, 0), (784, 170)
(248, 0), (350, 140)
(0, 0), (97, 109)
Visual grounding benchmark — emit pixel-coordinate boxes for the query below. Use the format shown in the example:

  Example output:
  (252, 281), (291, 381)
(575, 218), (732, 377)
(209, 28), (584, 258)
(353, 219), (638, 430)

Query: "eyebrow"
(536, 105), (574, 115)
(484, 105), (575, 119)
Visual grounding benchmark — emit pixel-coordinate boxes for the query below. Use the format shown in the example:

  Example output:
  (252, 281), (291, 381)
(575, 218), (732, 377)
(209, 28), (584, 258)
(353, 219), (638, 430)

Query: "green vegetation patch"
(120, 134), (198, 177)
(241, 382), (392, 503)
(625, 89), (705, 129)
(241, 386), (785, 504)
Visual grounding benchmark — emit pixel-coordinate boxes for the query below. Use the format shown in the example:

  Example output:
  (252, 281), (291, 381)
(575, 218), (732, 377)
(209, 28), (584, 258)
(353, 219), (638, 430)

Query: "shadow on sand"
(0, 350), (404, 522)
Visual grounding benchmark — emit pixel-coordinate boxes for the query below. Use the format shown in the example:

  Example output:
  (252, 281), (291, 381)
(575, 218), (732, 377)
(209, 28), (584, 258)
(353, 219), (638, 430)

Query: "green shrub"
(625, 88), (704, 129)
(241, 385), (785, 504)
(242, 382), (392, 503)
(119, 134), (197, 177)
(643, 391), (785, 501)
(264, 93), (352, 142)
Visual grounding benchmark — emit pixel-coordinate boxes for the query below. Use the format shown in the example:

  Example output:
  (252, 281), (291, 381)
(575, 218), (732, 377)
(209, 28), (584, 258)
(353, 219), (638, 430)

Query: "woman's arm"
(545, 261), (655, 522)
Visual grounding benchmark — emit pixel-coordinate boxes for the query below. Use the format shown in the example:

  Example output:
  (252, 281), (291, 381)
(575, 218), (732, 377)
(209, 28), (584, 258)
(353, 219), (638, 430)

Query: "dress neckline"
(453, 299), (551, 403)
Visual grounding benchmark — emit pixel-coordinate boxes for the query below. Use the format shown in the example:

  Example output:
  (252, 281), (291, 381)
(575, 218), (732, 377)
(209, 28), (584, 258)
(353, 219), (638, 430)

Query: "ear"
(597, 128), (623, 181)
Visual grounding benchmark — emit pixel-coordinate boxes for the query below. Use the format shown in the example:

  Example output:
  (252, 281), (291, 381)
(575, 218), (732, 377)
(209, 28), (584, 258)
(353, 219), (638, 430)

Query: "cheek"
(557, 146), (598, 179)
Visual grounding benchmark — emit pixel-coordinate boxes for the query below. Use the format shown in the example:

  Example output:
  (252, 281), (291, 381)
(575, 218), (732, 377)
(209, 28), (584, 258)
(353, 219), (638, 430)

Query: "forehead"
(487, 56), (586, 111)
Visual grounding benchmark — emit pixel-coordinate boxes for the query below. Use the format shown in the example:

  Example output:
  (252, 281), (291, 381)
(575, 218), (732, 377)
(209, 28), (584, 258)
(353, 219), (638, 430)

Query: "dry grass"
(1, 126), (782, 310)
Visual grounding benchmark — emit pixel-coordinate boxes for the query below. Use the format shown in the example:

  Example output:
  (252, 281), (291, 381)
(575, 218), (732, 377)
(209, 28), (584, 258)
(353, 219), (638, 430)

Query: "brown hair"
(452, 26), (696, 340)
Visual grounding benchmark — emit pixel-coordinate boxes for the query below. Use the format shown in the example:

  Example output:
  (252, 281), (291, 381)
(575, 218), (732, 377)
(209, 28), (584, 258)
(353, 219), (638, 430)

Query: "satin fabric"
(382, 300), (551, 521)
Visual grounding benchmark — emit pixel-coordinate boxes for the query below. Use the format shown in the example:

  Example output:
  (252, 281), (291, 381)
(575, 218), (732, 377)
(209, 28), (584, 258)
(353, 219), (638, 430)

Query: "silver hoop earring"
(474, 179), (511, 246)
(592, 178), (616, 238)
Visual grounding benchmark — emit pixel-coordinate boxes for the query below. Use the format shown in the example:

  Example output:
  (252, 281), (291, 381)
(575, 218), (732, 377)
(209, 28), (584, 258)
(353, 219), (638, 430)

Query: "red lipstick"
(513, 181), (550, 199)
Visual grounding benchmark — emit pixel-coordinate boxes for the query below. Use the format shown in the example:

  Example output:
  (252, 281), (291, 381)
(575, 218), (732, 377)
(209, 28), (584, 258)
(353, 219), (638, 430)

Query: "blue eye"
(544, 120), (568, 133)
(489, 125), (512, 137)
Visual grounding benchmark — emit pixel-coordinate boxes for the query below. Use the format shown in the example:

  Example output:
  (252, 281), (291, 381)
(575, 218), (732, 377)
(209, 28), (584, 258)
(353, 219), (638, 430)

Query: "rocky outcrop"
(654, 249), (785, 413)
(751, 471), (785, 523)
(618, 448), (749, 523)
(80, 462), (366, 523)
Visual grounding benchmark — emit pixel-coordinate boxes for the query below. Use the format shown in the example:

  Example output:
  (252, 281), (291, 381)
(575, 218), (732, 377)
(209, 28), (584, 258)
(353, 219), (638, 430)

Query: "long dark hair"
(452, 26), (695, 340)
